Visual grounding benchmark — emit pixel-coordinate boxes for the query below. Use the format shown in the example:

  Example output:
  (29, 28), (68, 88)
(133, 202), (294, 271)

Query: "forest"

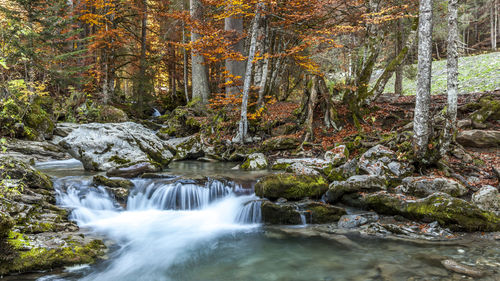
(0, 0), (499, 280)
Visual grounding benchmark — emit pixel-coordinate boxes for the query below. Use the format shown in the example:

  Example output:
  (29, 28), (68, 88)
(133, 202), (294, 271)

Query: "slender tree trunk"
(190, 0), (210, 103)
(395, 18), (404, 96)
(224, 14), (245, 96)
(136, 0), (148, 113)
(413, 0), (434, 162)
(254, 5), (267, 88)
(257, 23), (270, 107)
(492, 0), (498, 50)
(304, 76), (318, 142)
(441, 0), (459, 156)
(235, 2), (262, 144)
(182, 22), (189, 103)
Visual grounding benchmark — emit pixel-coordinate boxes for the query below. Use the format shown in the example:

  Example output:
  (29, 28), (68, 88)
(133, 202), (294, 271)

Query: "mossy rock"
(92, 175), (134, 189)
(97, 105), (128, 123)
(261, 201), (302, 225)
(325, 175), (387, 203)
(255, 173), (328, 201)
(302, 202), (346, 224)
(0, 158), (53, 190)
(1, 231), (106, 275)
(364, 192), (500, 232)
(470, 96), (500, 124)
(261, 136), (301, 152)
(241, 153), (268, 170)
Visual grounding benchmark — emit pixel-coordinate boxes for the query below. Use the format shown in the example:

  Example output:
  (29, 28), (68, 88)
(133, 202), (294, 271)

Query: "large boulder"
(300, 201), (346, 224)
(399, 177), (467, 198)
(241, 153), (268, 170)
(358, 145), (413, 182)
(158, 106), (203, 138)
(324, 145), (349, 167)
(0, 157), (52, 190)
(261, 201), (303, 225)
(58, 122), (174, 171)
(271, 158), (329, 171)
(338, 212), (379, 229)
(325, 175), (387, 203)
(262, 136), (301, 152)
(255, 173), (328, 201)
(286, 162), (320, 176)
(456, 130), (500, 148)
(472, 185), (500, 216)
(166, 135), (204, 161)
(364, 192), (500, 231)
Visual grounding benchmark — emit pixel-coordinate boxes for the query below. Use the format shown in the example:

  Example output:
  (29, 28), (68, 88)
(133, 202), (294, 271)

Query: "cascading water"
(53, 176), (261, 281)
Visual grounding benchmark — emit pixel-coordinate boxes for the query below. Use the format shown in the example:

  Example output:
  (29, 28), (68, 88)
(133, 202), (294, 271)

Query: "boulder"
(0, 139), (70, 164)
(261, 201), (302, 225)
(166, 135), (204, 161)
(106, 162), (159, 178)
(456, 130), (500, 148)
(441, 259), (485, 278)
(285, 162), (320, 175)
(400, 177), (467, 198)
(324, 145), (349, 167)
(472, 185), (500, 216)
(338, 212), (379, 229)
(358, 145), (412, 181)
(325, 175), (387, 203)
(301, 201), (346, 224)
(364, 192), (500, 231)
(0, 157), (52, 190)
(241, 153), (268, 170)
(262, 136), (301, 151)
(58, 122), (174, 171)
(255, 173), (328, 201)
(158, 106), (203, 138)
(271, 158), (329, 171)
(92, 175), (134, 189)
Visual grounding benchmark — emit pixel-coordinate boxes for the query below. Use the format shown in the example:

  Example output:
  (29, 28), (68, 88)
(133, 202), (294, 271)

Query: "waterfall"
(235, 199), (262, 224)
(152, 108), (161, 117)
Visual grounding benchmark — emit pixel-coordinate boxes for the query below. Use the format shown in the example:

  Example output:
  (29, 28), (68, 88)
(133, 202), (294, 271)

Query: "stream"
(15, 160), (499, 281)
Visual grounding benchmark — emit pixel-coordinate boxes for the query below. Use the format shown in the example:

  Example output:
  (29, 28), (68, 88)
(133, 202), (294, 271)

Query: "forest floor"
(376, 51), (500, 96)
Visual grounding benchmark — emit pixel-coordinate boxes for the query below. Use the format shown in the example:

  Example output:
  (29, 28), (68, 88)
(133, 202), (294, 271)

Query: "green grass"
(377, 52), (500, 95)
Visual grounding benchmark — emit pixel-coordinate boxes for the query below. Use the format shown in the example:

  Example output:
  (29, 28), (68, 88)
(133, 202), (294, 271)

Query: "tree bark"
(257, 23), (270, 107)
(304, 76), (318, 142)
(492, 0), (498, 50)
(235, 2), (262, 144)
(441, 0), (459, 156)
(395, 18), (404, 96)
(413, 0), (434, 162)
(225, 13), (246, 97)
(190, 0), (210, 104)
(135, 0), (148, 114)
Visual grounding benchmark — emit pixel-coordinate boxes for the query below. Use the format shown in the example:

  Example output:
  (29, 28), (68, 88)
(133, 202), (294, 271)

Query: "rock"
(0, 139), (70, 164)
(358, 145), (412, 181)
(0, 211), (14, 237)
(338, 212), (379, 228)
(271, 158), (329, 171)
(241, 153), (268, 170)
(106, 187), (129, 205)
(58, 122), (174, 171)
(97, 105), (128, 123)
(261, 201), (302, 225)
(300, 201), (346, 224)
(285, 162), (320, 175)
(457, 119), (472, 129)
(0, 157), (53, 190)
(255, 173), (328, 201)
(262, 136), (301, 151)
(166, 135), (204, 161)
(364, 192), (500, 231)
(441, 259), (485, 278)
(106, 162), (159, 178)
(158, 106), (203, 138)
(92, 175), (134, 189)
(456, 130), (500, 148)
(324, 145), (349, 167)
(469, 95), (500, 126)
(472, 185), (500, 215)
(325, 175), (387, 203)
(400, 177), (467, 198)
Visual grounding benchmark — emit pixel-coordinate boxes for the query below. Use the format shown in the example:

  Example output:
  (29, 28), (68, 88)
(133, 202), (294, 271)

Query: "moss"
(0, 158), (53, 190)
(109, 155), (131, 165)
(271, 162), (291, 170)
(261, 137), (301, 152)
(1, 231), (106, 275)
(261, 201), (302, 225)
(92, 175), (134, 188)
(322, 165), (346, 182)
(470, 96), (500, 124)
(255, 173), (328, 201)
(304, 202), (346, 224)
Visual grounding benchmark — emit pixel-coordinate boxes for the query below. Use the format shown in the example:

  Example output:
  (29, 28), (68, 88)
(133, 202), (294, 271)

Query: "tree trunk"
(182, 19), (189, 103)
(395, 18), (404, 96)
(136, 0), (148, 113)
(492, 0), (498, 50)
(190, 0), (210, 104)
(257, 23), (270, 107)
(224, 13), (245, 97)
(441, 0), (459, 156)
(235, 2), (262, 144)
(413, 0), (434, 162)
(304, 76), (318, 142)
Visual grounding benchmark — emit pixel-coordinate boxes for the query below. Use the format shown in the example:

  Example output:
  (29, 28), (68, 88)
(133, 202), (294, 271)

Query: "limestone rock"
(400, 177), (467, 198)
(300, 201), (346, 224)
(338, 212), (379, 228)
(92, 175), (134, 189)
(241, 153), (268, 170)
(472, 185), (500, 216)
(358, 145), (413, 181)
(285, 162), (320, 175)
(106, 162), (159, 178)
(166, 135), (204, 161)
(255, 173), (328, 201)
(261, 201), (302, 225)
(262, 136), (301, 151)
(456, 130), (500, 148)
(324, 145), (349, 167)
(326, 175), (387, 203)
(58, 122), (174, 171)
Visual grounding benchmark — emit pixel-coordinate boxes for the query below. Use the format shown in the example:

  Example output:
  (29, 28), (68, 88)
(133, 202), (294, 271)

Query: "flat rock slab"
(456, 130), (500, 148)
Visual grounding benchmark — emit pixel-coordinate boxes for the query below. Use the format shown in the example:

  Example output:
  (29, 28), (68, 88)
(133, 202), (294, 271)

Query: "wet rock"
(0, 157), (52, 190)
(400, 177), (467, 198)
(59, 122), (174, 171)
(158, 106), (203, 138)
(262, 136), (301, 151)
(106, 162), (160, 178)
(261, 201), (302, 225)
(358, 145), (412, 181)
(241, 153), (268, 170)
(364, 192), (500, 232)
(456, 130), (500, 148)
(300, 201), (346, 224)
(166, 135), (204, 161)
(325, 175), (387, 203)
(92, 175), (134, 189)
(106, 187), (129, 205)
(255, 173), (328, 201)
(472, 185), (500, 216)
(338, 212), (379, 228)
(271, 158), (328, 171)
(441, 259), (485, 278)
(0, 139), (70, 164)
(324, 145), (349, 167)
(286, 162), (320, 176)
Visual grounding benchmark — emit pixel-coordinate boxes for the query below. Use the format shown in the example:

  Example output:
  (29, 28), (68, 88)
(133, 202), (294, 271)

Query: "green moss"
(93, 175), (134, 188)
(255, 173), (328, 201)
(109, 155), (131, 165)
(304, 202), (346, 224)
(261, 201), (302, 225)
(271, 163), (291, 170)
(470, 96), (500, 124)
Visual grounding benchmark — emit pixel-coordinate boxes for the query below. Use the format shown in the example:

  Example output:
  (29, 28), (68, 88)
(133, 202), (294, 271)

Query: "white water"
(54, 177), (261, 281)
